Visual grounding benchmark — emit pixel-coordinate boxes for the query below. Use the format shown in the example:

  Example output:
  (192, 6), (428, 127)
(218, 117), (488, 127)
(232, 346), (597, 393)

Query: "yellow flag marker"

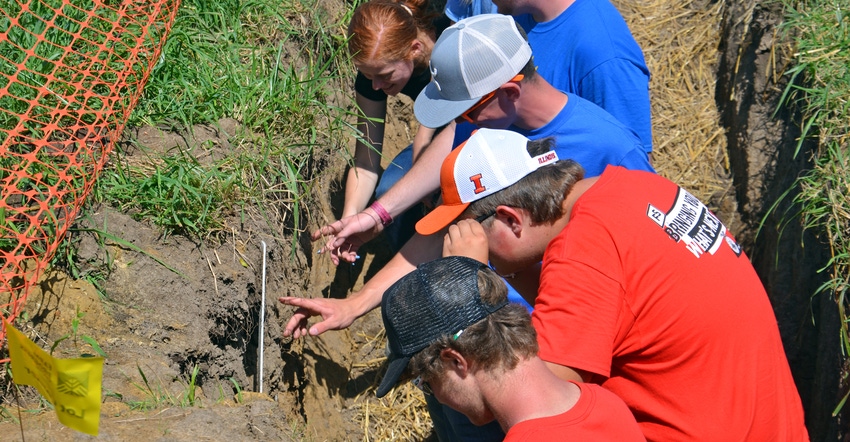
(4, 320), (103, 436)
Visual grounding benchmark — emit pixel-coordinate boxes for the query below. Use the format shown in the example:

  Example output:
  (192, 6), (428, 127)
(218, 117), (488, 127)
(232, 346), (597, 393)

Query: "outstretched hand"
(443, 219), (489, 264)
(311, 211), (383, 265)
(279, 296), (362, 339)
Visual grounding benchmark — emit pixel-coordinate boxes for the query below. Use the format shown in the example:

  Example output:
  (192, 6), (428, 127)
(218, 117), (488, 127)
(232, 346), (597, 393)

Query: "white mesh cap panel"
(414, 14), (532, 128)
(458, 15), (531, 98)
(452, 129), (538, 204)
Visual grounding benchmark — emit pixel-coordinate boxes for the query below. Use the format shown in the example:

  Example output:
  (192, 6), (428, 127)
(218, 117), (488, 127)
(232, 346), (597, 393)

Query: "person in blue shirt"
(326, 0), (450, 253)
(287, 13), (654, 441)
(448, 0), (653, 154)
(443, 0), (497, 22)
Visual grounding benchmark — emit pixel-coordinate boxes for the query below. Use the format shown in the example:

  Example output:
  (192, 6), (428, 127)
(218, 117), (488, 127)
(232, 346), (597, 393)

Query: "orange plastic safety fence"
(0, 0), (181, 348)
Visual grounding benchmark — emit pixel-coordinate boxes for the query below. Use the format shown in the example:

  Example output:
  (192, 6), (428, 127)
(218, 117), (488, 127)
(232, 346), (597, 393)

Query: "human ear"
(409, 39), (423, 59)
(440, 348), (469, 375)
(501, 82), (522, 101)
(494, 206), (524, 236)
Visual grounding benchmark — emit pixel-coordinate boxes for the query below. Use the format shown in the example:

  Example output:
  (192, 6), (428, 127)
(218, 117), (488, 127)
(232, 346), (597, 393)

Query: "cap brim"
(414, 83), (481, 129)
(376, 355), (412, 398)
(416, 202), (470, 236)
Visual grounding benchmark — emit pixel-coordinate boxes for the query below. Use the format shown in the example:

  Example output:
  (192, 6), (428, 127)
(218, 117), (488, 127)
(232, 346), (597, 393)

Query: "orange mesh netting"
(0, 0), (181, 348)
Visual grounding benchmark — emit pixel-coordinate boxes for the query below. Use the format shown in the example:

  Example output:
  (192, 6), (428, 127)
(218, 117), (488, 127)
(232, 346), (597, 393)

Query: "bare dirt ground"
(0, 96), (420, 441)
(3, 0), (815, 440)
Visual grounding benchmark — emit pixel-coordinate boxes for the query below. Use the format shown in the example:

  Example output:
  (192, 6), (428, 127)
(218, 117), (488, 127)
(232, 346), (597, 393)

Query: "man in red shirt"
(377, 255), (645, 441)
(415, 128), (809, 440)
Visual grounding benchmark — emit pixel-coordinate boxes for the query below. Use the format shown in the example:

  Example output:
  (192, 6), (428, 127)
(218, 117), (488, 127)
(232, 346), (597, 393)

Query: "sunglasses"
(459, 74), (525, 124)
(474, 210), (496, 224)
(411, 376), (433, 395)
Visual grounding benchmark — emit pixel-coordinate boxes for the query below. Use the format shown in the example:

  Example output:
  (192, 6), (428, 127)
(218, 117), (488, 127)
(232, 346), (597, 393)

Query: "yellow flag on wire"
(4, 320), (103, 436)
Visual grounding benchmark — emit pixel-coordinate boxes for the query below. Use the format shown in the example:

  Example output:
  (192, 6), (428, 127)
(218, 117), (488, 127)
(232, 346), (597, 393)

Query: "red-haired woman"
(332, 0), (447, 252)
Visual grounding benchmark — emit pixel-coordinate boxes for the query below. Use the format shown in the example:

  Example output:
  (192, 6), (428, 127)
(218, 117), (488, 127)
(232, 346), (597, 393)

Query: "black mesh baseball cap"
(375, 256), (509, 398)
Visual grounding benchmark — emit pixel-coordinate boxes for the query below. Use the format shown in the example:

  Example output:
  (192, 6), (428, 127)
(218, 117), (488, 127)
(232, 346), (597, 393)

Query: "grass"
(1, 2), (362, 440)
(2, 0), (356, 416)
(0, 0), (180, 333)
(48, 306), (107, 358)
(125, 365), (195, 410)
(91, 0), (356, 248)
(778, 0), (850, 415)
(1, 0), (357, 253)
(123, 364), (243, 410)
(95, 146), (239, 237)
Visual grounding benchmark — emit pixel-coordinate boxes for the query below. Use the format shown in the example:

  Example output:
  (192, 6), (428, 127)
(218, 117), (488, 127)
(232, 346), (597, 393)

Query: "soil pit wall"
(1, 1), (846, 440)
(715, 1), (844, 440)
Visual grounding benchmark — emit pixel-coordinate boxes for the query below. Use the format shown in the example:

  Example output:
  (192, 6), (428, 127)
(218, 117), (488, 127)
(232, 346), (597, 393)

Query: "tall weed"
(779, 0), (850, 414)
(100, 0), (356, 242)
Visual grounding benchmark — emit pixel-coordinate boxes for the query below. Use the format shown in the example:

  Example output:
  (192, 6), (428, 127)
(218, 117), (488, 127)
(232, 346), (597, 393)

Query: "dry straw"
(354, 0), (731, 438)
(349, 329), (433, 440)
(617, 0), (733, 216)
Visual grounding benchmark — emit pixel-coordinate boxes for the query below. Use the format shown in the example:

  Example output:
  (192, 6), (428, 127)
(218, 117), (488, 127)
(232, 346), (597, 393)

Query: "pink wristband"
(370, 201), (393, 226)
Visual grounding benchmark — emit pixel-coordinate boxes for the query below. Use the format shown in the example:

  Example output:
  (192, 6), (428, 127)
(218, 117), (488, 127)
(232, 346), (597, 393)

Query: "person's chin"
(475, 121), (509, 130)
(468, 414), (497, 427)
(383, 87), (400, 96)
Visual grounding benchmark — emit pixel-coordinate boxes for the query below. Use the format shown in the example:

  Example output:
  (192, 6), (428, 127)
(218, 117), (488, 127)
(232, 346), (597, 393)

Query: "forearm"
(353, 233), (444, 307)
(343, 281), (388, 320)
(411, 125), (436, 163)
(284, 233), (445, 337)
(375, 123), (455, 218)
(343, 163), (380, 217)
(344, 94), (387, 217)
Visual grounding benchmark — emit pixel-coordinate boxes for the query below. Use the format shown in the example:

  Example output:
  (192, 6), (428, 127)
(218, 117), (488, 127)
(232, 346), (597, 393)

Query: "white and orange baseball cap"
(415, 128), (559, 235)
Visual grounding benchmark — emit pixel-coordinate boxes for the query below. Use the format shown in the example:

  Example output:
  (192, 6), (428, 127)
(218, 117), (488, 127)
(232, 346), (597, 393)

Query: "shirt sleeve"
(616, 145), (655, 173)
(532, 218), (630, 379)
(444, 0), (497, 22)
(577, 58), (653, 152)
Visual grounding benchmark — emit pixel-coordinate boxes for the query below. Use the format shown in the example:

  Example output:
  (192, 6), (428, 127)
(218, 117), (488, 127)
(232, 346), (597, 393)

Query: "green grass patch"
(779, 0), (850, 414)
(120, 364), (248, 411)
(3, 0), (359, 247)
(128, 0), (351, 133)
(95, 0), (356, 244)
(96, 146), (239, 237)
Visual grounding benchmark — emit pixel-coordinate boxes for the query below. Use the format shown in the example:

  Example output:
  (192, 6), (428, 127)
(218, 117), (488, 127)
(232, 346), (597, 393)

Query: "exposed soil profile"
(1, 0), (845, 441)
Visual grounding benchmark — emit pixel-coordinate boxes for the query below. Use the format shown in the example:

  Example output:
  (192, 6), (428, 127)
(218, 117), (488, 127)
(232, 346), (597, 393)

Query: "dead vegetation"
(350, 1), (734, 439)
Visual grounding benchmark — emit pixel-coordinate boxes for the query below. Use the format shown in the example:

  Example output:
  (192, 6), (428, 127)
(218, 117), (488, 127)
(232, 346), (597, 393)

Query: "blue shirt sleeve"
(578, 58), (653, 153)
(616, 146), (655, 174)
(444, 0), (498, 22)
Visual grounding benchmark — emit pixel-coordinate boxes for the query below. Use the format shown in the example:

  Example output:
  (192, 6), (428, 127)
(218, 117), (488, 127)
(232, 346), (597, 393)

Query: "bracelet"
(370, 201), (393, 226)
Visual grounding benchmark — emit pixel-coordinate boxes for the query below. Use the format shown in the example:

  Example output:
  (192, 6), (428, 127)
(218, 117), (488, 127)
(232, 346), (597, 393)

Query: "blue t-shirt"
(444, 0), (497, 22)
(454, 92), (654, 177)
(515, 0), (653, 153)
(453, 92), (653, 312)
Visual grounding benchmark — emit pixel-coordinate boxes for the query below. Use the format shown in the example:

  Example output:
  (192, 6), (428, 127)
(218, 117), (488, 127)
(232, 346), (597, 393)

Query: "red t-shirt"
(506, 381), (646, 441)
(532, 166), (808, 441)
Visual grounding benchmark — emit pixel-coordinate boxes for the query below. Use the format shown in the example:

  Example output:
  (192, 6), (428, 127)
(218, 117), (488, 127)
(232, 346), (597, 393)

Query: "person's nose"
(372, 79), (386, 91)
